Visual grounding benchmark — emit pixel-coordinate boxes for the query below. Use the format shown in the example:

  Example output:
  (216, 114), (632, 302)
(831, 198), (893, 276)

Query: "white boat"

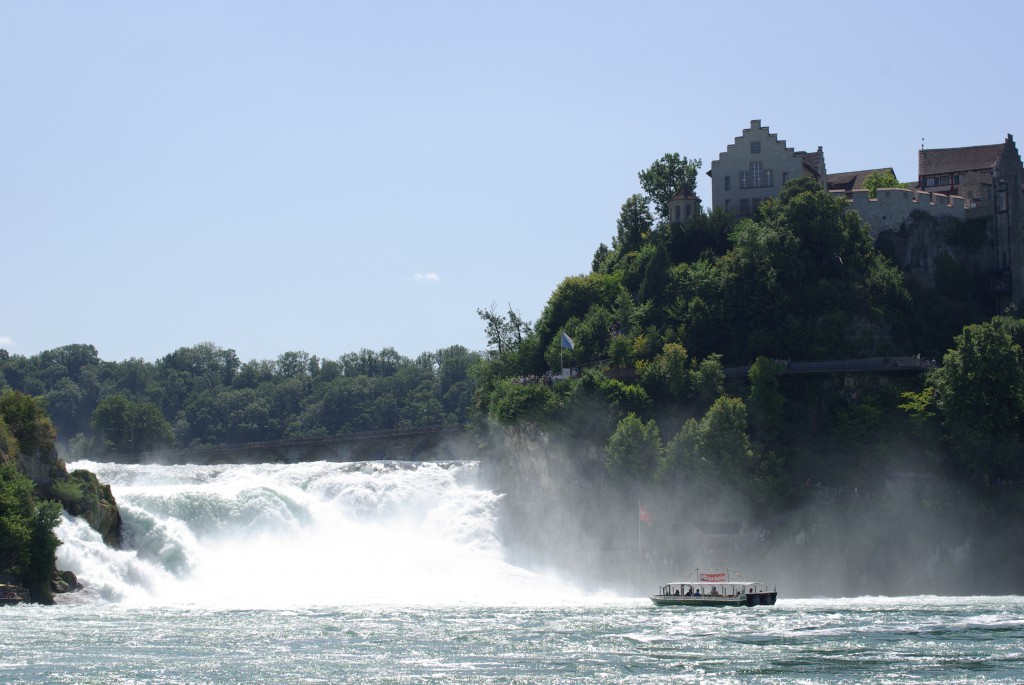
(0, 583), (29, 606)
(650, 569), (777, 607)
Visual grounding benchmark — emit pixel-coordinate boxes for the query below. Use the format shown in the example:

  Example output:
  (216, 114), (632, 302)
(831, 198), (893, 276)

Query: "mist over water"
(58, 460), (590, 608)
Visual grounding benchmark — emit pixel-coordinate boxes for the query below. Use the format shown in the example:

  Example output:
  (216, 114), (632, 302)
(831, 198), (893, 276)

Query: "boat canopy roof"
(664, 581), (763, 586)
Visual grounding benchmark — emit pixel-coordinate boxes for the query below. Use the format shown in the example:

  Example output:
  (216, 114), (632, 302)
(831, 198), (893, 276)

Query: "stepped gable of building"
(707, 119), (826, 216)
(827, 168), (897, 193)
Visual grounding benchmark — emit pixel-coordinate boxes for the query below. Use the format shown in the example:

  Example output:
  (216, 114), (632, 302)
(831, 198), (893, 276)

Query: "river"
(0, 460), (1020, 683)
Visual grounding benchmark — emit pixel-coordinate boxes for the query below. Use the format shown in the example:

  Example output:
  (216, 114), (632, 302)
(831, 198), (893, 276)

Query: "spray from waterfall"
(57, 460), (591, 608)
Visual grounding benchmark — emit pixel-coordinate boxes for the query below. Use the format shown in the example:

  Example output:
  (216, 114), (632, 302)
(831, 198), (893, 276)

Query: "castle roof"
(669, 185), (699, 202)
(827, 168), (897, 192)
(919, 144), (1004, 176)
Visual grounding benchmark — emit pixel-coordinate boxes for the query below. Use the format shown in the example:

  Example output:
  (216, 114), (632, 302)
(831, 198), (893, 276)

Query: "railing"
(723, 356), (937, 379)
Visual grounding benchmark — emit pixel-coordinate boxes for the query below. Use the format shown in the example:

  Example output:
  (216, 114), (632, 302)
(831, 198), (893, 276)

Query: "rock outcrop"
(62, 469), (123, 548)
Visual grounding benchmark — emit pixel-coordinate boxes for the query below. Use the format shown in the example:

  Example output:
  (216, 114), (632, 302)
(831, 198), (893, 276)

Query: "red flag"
(639, 504), (651, 525)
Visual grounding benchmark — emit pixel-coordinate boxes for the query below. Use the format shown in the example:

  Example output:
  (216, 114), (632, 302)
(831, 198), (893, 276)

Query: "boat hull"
(650, 592), (777, 607)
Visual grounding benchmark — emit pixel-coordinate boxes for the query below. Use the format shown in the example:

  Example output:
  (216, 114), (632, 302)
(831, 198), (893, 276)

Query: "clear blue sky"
(3, 1), (1022, 364)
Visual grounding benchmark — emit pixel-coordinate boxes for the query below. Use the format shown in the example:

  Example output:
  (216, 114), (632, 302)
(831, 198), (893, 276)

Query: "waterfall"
(57, 460), (582, 608)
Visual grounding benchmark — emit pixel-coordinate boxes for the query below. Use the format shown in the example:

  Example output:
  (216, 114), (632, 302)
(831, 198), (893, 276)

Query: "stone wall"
(834, 187), (985, 238)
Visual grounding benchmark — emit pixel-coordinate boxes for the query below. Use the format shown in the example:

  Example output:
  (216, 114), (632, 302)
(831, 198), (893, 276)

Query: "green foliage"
(664, 396), (750, 474)
(926, 316), (1024, 482)
(0, 461), (62, 602)
(0, 461), (34, 575)
(637, 153), (702, 223)
(747, 357), (786, 438)
(25, 499), (62, 604)
(0, 413), (17, 458)
(50, 477), (85, 505)
(488, 380), (557, 424)
(605, 413), (663, 483)
(639, 244), (672, 307)
(636, 342), (690, 403)
(91, 395), (174, 455)
(0, 342), (482, 450)
(0, 391), (56, 457)
(861, 170), (905, 198)
(614, 194), (653, 254)
(665, 207), (733, 263)
(477, 305), (534, 360)
(662, 397), (772, 506)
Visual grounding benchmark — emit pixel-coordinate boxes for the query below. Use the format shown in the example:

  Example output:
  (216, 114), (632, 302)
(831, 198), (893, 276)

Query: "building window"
(739, 198), (750, 215)
(782, 171), (788, 184)
(752, 198), (761, 213)
(685, 204), (693, 220)
(724, 176), (731, 191)
(751, 141), (761, 154)
(741, 162), (773, 189)
(725, 199), (731, 211)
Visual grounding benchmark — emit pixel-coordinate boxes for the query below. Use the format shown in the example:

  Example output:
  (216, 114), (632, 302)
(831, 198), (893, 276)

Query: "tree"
(91, 395), (174, 456)
(477, 304), (533, 358)
(0, 391), (56, 458)
(605, 413), (663, 483)
(747, 357), (786, 439)
(638, 153), (702, 223)
(862, 170), (905, 198)
(926, 316), (1024, 482)
(662, 396), (760, 502)
(614, 194), (653, 254)
(639, 244), (672, 306)
(0, 461), (62, 603)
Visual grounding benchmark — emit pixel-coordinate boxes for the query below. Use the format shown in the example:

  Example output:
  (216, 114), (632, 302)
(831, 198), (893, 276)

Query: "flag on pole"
(560, 332), (575, 350)
(639, 503), (652, 525)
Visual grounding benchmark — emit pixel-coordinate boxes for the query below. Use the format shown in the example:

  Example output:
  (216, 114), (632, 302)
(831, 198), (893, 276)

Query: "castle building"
(917, 138), (1024, 286)
(828, 135), (1024, 309)
(687, 119), (1024, 307)
(707, 119), (827, 216)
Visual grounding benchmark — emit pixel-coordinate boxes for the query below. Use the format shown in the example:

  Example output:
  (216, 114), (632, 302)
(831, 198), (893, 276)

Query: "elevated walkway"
(114, 425), (471, 465)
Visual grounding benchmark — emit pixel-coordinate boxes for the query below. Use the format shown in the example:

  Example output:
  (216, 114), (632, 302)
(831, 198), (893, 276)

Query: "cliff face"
(876, 212), (990, 290)
(8, 435), (123, 549)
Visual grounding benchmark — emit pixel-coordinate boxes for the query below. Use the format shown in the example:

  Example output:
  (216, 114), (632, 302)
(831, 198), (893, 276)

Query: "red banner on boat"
(699, 572), (726, 582)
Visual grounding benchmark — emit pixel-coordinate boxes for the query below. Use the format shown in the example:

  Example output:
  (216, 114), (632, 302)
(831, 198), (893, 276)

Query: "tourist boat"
(650, 569), (777, 607)
(0, 583), (29, 606)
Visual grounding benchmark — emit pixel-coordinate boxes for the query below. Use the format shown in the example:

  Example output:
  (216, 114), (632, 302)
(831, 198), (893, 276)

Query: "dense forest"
(0, 343), (480, 459)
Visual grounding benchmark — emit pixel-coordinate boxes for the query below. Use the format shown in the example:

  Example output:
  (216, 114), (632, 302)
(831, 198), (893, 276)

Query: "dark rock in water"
(51, 570), (82, 594)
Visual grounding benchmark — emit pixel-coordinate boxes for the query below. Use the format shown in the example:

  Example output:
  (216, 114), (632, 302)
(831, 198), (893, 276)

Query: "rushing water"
(1, 460), (1021, 683)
